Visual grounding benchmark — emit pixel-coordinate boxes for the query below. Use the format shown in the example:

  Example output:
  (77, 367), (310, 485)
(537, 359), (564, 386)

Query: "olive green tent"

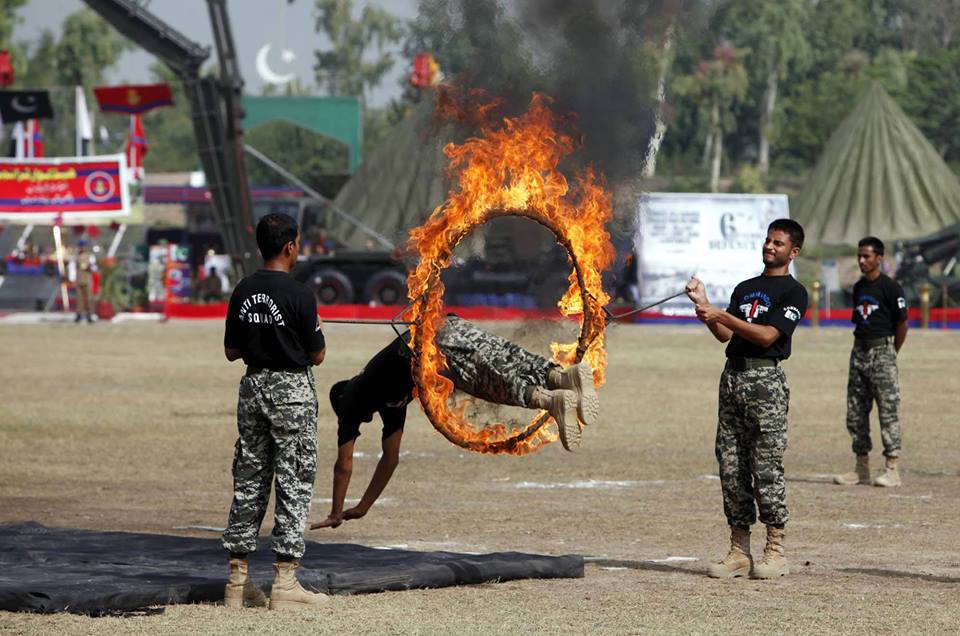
(793, 83), (960, 247)
(329, 99), (455, 249)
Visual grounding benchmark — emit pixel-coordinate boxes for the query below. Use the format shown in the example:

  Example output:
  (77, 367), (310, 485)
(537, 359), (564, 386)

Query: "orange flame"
(406, 91), (615, 455)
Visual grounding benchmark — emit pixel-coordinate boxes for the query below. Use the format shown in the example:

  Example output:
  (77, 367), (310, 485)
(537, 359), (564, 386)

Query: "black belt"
(726, 357), (779, 372)
(246, 366), (309, 375)
(854, 336), (892, 349)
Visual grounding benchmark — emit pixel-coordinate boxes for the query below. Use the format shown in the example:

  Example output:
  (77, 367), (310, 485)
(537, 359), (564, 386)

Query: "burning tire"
(310, 268), (355, 305)
(405, 93), (615, 455)
(363, 270), (407, 306)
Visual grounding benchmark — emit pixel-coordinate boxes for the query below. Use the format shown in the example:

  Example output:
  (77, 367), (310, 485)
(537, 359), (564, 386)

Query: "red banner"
(0, 155), (131, 219)
(93, 83), (173, 115)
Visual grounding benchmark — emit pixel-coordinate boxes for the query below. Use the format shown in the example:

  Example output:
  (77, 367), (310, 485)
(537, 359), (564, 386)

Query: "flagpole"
(75, 86), (80, 156)
(12, 121), (24, 158)
(107, 224), (127, 259)
(129, 114), (137, 182)
(52, 224), (70, 312)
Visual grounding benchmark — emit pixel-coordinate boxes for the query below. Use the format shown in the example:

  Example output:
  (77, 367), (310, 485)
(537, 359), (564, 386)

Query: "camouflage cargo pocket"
(296, 432), (317, 483)
(746, 370), (788, 434)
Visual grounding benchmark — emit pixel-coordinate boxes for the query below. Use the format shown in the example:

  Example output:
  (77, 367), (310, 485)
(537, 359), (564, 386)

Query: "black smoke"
(418, 0), (698, 180)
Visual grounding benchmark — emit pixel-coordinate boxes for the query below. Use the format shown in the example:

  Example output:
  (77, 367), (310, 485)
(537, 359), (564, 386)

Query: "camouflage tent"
(793, 83), (960, 247)
(329, 99), (455, 249)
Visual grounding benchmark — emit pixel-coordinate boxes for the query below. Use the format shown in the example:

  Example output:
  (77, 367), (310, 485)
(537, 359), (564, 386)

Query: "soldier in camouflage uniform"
(311, 316), (599, 530)
(686, 219), (808, 580)
(834, 237), (908, 488)
(437, 315), (562, 409)
(221, 213), (328, 610)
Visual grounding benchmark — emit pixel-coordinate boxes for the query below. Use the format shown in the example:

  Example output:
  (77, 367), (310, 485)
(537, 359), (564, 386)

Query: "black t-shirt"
(724, 274), (808, 360)
(851, 273), (908, 338)
(223, 270), (325, 370)
(334, 333), (414, 447)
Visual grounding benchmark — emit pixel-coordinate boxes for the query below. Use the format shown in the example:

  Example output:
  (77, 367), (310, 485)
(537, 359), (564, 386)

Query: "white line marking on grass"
(600, 566), (628, 571)
(842, 523), (905, 529)
(510, 479), (664, 490)
(649, 556), (698, 563)
(373, 544), (409, 550)
(399, 450), (436, 459)
(110, 312), (165, 323)
(889, 494), (932, 500)
(172, 525), (225, 532)
(699, 475), (720, 481)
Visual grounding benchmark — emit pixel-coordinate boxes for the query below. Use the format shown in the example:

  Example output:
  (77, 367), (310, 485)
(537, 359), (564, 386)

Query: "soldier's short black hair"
(256, 213), (299, 260)
(858, 236), (885, 256)
(768, 218), (804, 250)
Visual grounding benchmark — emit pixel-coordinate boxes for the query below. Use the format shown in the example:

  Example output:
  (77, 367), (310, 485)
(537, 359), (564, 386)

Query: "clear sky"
(15, 0), (418, 107)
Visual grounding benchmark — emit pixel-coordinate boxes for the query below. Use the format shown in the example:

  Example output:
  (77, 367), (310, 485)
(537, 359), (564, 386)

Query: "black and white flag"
(0, 90), (54, 123)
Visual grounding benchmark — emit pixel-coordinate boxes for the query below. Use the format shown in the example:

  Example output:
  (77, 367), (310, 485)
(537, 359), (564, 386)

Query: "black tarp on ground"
(0, 523), (583, 614)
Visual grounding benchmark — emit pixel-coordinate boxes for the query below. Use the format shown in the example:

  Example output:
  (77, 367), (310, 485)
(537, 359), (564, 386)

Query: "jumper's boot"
(873, 456), (902, 487)
(707, 526), (752, 579)
(269, 560), (328, 610)
(833, 454), (871, 485)
(223, 557), (268, 608)
(751, 526), (788, 579)
(530, 387), (580, 451)
(548, 363), (599, 427)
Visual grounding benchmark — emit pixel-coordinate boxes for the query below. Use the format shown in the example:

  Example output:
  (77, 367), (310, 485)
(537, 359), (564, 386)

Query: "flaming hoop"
(405, 93), (615, 456)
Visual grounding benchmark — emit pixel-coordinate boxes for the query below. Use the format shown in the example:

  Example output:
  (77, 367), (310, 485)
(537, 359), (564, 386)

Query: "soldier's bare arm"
(342, 428), (404, 521)
(694, 304), (733, 342)
(698, 304), (780, 347)
(311, 441), (354, 529)
(894, 319), (907, 353)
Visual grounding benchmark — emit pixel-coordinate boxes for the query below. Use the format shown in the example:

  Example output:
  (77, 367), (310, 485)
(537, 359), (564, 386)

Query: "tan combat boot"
(873, 456), (902, 487)
(751, 526), (788, 579)
(269, 560), (328, 610)
(707, 526), (752, 578)
(833, 454), (871, 485)
(548, 363), (599, 426)
(224, 557), (267, 608)
(530, 387), (580, 451)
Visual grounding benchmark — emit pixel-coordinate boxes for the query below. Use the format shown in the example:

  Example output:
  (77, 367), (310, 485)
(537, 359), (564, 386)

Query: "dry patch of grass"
(1, 321), (958, 634)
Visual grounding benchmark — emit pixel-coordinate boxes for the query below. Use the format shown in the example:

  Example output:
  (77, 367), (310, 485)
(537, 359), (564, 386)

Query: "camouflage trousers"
(846, 339), (901, 458)
(436, 316), (559, 408)
(222, 368), (318, 559)
(716, 365), (790, 528)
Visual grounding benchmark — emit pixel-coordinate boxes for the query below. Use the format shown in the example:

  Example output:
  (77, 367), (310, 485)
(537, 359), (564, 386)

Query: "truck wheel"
(364, 270), (407, 306)
(310, 269), (355, 305)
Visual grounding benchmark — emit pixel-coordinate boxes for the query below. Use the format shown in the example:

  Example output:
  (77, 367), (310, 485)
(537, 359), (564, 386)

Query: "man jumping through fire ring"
(311, 315), (598, 530)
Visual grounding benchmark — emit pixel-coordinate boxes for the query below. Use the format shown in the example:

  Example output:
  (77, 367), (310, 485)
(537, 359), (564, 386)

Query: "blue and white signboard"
(635, 193), (791, 316)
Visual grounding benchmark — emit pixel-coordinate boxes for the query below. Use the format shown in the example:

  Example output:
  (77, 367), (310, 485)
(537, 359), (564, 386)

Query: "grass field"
(1, 320), (958, 635)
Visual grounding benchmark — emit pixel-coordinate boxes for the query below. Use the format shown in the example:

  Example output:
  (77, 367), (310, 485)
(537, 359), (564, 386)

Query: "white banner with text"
(635, 193), (791, 316)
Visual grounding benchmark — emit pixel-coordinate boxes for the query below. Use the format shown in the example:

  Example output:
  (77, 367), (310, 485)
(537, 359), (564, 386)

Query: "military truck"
(894, 223), (960, 306)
